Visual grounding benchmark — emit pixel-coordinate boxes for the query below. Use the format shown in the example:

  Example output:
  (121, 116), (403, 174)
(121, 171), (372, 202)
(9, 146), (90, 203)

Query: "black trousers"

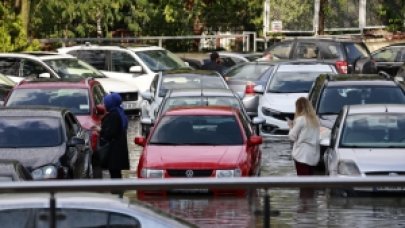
(109, 169), (122, 179)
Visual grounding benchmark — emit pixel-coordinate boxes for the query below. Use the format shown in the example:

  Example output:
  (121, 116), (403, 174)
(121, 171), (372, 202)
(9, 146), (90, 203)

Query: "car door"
(239, 112), (260, 175)
(372, 47), (403, 76)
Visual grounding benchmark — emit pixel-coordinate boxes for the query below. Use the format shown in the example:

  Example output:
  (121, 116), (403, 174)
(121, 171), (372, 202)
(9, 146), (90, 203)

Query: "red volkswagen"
(134, 106), (263, 197)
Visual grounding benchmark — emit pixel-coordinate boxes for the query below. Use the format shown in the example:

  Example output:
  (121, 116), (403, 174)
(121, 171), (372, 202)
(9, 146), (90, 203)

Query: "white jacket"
(288, 116), (320, 166)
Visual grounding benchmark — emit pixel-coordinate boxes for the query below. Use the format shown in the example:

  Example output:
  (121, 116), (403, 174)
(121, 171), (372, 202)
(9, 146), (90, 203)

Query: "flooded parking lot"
(126, 118), (405, 227)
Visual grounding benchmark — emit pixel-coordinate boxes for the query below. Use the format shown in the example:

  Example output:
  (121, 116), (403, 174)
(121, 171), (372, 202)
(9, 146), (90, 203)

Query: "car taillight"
(90, 130), (98, 152)
(335, 61), (348, 74)
(245, 82), (256, 95)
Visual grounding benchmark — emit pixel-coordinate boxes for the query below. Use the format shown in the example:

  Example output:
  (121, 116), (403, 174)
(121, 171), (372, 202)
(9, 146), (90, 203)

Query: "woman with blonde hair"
(288, 97), (320, 176)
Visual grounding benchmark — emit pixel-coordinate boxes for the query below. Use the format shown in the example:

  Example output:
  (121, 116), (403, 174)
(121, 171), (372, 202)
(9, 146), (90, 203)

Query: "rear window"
(344, 43), (370, 63)
(318, 86), (405, 115)
(159, 75), (227, 97)
(160, 96), (241, 114)
(150, 115), (243, 145)
(0, 117), (63, 148)
(225, 64), (273, 81)
(7, 88), (90, 115)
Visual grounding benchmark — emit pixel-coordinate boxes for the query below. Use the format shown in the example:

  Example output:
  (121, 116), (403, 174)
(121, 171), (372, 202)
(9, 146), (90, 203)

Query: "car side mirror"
(67, 136), (86, 147)
(95, 104), (106, 115)
(254, 85), (264, 94)
(394, 76), (404, 82)
(252, 116), (265, 125)
(320, 138), (330, 147)
(134, 136), (146, 147)
(129, 66), (142, 73)
(248, 135), (263, 146)
(38, 73), (51, 79)
(141, 91), (153, 102)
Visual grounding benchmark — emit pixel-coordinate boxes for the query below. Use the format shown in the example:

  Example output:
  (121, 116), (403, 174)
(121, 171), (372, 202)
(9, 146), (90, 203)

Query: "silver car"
(323, 104), (405, 194)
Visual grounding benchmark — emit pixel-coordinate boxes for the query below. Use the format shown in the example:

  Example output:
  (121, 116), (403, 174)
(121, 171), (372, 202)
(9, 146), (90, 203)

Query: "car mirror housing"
(253, 85), (264, 94)
(141, 91), (153, 101)
(67, 136), (86, 147)
(134, 136), (146, 147)
(248, 135), (263, 146)
(129, 66), (142, 73)
(320, 138), (330, 147)
(95, 104), (106, 115)
(252, 116), (265, 125)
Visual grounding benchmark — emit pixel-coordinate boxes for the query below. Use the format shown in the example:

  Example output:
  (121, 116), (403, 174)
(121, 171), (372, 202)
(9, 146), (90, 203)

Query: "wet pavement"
(125, 117), (405, 227)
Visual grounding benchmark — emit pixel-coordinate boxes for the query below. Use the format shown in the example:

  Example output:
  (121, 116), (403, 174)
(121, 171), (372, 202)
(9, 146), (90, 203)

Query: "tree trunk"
(20, 0), (30, 35)
(318, 0), (327, 35)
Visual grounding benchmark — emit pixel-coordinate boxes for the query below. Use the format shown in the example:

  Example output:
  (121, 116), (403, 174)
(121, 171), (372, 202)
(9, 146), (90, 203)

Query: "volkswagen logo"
(185, 170), (194, 178)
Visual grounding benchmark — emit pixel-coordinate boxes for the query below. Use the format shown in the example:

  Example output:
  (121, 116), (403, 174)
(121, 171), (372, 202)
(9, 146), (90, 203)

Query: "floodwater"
(126, 118), (405, 227)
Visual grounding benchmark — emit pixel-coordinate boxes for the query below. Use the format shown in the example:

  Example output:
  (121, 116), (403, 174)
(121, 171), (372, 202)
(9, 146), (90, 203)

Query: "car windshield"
(43, 58), (105, 79)
(7, 88), (90, 115)
(225, 64), (273, 81)
(159, 75), (227, 97)
(160, 96), (241, 114)
(318, 86), (405, 115)
(340, 114), (405, 148)
(267, 71), (328, 93)
(135, 49), (188, 71)
(0, 117), (62, 148)
(150, 115), (243, 145)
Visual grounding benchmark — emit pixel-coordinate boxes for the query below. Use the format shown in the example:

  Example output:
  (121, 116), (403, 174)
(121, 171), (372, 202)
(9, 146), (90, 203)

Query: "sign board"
(271, 21), (283, 32)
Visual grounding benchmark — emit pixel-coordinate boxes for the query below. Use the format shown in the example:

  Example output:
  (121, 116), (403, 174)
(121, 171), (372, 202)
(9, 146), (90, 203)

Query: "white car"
(323, 104), (405, 194)
(256, 62), (337, 136)
(0, 53), (140, 114)
(57, 44), (190, 94)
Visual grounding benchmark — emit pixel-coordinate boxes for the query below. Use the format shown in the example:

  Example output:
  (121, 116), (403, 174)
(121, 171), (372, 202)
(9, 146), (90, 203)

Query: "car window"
(399, 49), (405, 62)
(21, 60), (50, 78)
(0, 208), (140, 227)
(225, 64), (273, 81)
(318, 86), (405, 115)
(268, 42), (293, 59)
(296, 42), (318, 59)
(372, 47), (399, 62)
(150, 115), (243, 145)
(0, 58), (20, 77)
(318, 42), (343, 59)
(344, 43), (369, 63)
(73, 50), (108, 71)
(267, 71), (331, 93)
(0, 117), (63, 148)
(159, 75), (227, 97)
(7, 88), (90, 115)
(43, 58), (105, 79)
(111, 51), (140, 73)
(135, 49), (188, 72)
(340, 114), (405, 148)
(160, 96), (240, 114)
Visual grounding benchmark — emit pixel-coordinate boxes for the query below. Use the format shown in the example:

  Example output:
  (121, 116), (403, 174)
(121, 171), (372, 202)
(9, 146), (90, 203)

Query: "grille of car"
(118, 92), (138, 101)
(167, 169), (213, 177)
(366, 172), (405, 176)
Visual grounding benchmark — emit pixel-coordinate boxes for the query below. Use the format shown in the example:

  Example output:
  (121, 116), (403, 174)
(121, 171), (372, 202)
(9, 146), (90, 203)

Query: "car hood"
(340, 148), (405, 173)
(95, 78), (139, 93)
(262, 93), (307, 112)
(319, 114), (338, 129)
(0, 146), (65, 170)
(143, 145), (244, 169)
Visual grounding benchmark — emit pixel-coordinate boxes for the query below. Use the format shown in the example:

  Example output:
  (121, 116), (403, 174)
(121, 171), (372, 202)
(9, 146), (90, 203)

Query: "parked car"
(265, 37), (376, 74)
(0, 53), (140, 114)
(57, 44), (191, 95)
(140, 69), (229, 136)
(0, 192), (191, 227)
(223, 61), (276, 117)
(4, 78), (106, 166)
(322, 104), (405, 195)
(0, 107), (92, 179)
(134, 106), (263, 197)
(141, 88), (265, 136)
(256, 61), (337, 136)
(0, 73), (15, 106)
(371, 43), (405, 77)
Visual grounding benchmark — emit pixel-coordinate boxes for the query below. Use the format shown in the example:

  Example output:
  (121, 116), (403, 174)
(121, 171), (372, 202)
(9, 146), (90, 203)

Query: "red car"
(4, 78), (107, 176)
(135, 106), (263, 197)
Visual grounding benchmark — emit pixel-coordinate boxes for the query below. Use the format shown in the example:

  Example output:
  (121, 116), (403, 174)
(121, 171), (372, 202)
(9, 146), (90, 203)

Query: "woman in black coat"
(100, 93), (130, 179)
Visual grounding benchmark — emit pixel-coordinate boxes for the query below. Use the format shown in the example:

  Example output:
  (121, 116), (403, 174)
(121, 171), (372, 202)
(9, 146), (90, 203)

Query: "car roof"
(282, 36), (364, 43)
(347, 104), (405, 114)
(0, 107), (65, 117)
(276, 62), (336, 72)
(327, 80), (398, 87)
(164, 106), (238, 116)
(14, 78), (93, 89)
(167, 88), (235, 98)
(162, 69), (221, 77)
(58, 44), (164, 52)
(0, 53), (74, 60)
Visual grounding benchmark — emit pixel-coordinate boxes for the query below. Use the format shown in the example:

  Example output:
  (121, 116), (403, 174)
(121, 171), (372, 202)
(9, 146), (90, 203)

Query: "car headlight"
(31, 165), (58, 180)
(337, 160), (361, 176)
(261, 107), (280, 117)
(216, 169), (242, 178)
(140, 169), (164, 178)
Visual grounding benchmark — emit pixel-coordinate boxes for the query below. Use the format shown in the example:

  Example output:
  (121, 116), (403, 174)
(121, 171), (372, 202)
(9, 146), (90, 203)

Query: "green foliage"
(0, 2), (40, 52)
